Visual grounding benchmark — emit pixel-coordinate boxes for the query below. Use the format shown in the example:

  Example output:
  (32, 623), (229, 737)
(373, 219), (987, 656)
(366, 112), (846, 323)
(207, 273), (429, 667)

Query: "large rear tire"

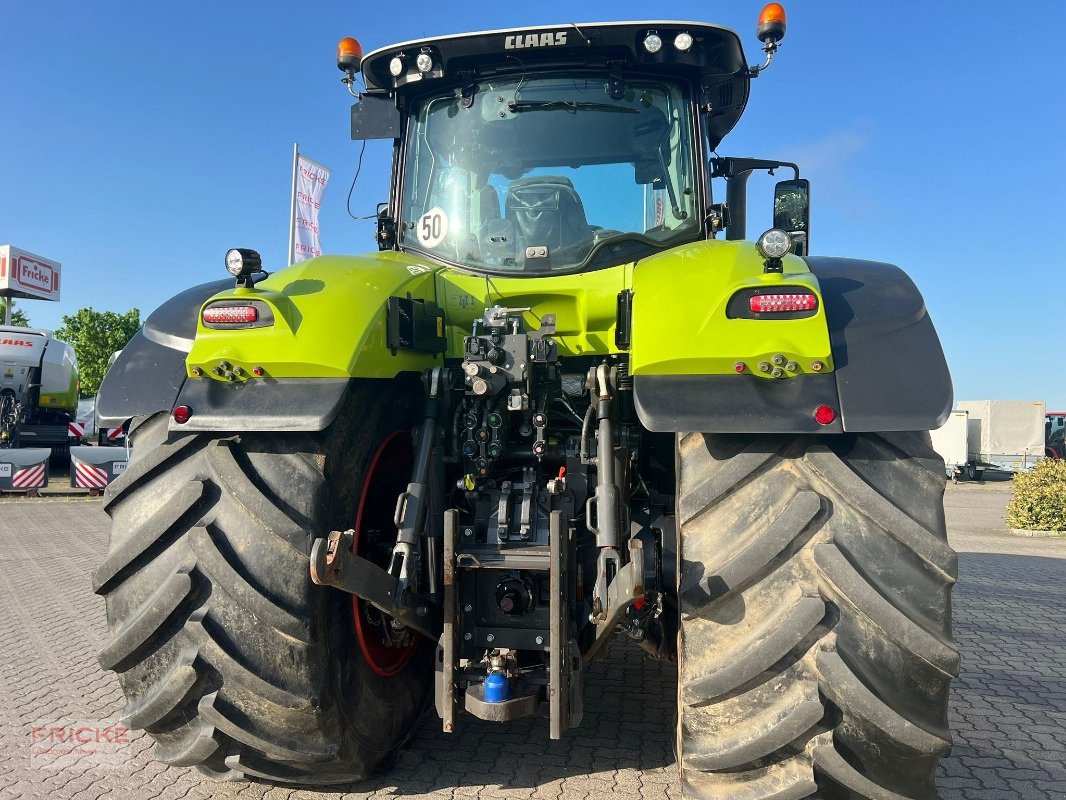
(93, 381), (433, 784)
(677, 432), (958, 800)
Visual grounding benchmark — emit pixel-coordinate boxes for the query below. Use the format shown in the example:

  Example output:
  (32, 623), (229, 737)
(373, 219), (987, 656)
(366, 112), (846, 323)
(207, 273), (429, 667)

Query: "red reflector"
(203, 305), (258, 324)
(173, 405), (192, 424)
(814, 405), (836, 425)
(749, 293), (817, 313)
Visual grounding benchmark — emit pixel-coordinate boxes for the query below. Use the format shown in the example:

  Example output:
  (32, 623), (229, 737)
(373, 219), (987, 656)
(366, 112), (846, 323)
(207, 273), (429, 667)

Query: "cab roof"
(361, 21), (752, 148)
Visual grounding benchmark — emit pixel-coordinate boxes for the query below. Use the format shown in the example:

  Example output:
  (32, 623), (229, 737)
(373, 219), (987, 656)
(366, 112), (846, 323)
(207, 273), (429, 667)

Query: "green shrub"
(1006, 458), (1066, 531)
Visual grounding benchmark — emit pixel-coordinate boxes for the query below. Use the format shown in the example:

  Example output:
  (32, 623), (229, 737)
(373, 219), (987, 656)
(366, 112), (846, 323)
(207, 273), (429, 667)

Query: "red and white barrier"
(12, 463), (46, 489)
(68, 421), (86, 439)
(69, 446), (127, 492)
(73, 461), (110, 489)
(0, 449), (50, 492)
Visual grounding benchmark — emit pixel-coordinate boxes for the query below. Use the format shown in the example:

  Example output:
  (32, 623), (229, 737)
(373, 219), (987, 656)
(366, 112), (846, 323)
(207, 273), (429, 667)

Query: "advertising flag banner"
(291, 152), (331, 263)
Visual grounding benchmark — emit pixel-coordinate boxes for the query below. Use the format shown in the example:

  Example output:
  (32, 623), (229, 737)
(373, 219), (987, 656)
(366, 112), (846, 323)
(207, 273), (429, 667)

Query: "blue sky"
(2, 2), (1063, 409)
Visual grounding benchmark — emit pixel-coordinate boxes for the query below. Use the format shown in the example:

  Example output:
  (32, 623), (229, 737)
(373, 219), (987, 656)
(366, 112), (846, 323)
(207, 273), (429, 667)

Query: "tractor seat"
(504, 176), (593, 256)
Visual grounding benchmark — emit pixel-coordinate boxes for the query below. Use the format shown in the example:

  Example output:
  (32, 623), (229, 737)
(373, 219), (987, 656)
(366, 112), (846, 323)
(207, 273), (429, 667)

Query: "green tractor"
(94, 7), (957, 799)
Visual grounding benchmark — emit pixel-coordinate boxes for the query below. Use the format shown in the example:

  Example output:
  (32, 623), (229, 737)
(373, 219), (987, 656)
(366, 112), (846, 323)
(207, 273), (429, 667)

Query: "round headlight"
(224, 248), (262, 277)
(225, 249), (245, 276)
(389, 56), (405, 77)
(415, 53), (433, 73)
(756, 229), (792, 260)
(643, 33), (663, 54)
(674, 32), (693, 52)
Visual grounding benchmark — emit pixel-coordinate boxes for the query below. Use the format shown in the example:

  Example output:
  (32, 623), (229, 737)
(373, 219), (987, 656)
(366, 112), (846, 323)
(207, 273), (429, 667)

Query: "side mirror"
(376, 202), (396, 250)
(773, 178), (810, 256)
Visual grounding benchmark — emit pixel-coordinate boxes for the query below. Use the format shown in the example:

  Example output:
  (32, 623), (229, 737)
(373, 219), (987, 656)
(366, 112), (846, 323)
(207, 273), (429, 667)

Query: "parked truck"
(93, 8), (958, 799)
(1047, 411), (1065, 459)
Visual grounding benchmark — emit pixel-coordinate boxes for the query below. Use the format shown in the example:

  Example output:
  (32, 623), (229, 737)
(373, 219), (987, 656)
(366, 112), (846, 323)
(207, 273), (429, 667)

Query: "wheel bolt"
(758, 361), (771, 373)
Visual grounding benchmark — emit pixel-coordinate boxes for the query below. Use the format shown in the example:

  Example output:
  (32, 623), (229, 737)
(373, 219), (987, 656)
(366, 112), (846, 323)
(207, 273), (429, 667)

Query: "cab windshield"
(399, 74), (698, 274)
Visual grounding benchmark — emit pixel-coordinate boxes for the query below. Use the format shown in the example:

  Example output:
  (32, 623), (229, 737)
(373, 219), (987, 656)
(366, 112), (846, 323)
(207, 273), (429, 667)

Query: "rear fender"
(631, 245), (952, 433)
(631, 240), (840, 433)
(97, 253), (443, 433)
(806, 256), (952, 432)
(186, 253), (441, 380)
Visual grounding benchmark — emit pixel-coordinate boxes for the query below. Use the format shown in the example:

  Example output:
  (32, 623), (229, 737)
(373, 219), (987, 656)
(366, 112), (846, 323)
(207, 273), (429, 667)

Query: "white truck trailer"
(930, 410), (969, 481)
(930, 400), (1047, 481)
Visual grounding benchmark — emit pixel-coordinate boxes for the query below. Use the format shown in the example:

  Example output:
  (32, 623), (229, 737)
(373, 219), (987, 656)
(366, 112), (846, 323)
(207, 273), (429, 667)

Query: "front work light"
(415, 52), (434, 73)
(756, 229), (792, 260)
(643, 33), (663, 54)
(674, 32), (693, 52)
(389, 56), (405, 77)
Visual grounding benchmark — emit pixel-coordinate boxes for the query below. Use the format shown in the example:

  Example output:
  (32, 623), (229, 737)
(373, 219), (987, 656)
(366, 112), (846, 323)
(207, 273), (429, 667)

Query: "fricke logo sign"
(0, 245), (61, 302)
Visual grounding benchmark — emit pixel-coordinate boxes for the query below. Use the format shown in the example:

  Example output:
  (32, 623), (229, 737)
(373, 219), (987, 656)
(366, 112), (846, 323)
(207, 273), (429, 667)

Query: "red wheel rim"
(351, 429), (418, 677)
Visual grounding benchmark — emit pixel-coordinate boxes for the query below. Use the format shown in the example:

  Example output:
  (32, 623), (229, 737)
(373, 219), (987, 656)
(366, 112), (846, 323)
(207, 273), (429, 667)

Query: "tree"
(0, 298), (30, 327)
(55, 307), (141, 396)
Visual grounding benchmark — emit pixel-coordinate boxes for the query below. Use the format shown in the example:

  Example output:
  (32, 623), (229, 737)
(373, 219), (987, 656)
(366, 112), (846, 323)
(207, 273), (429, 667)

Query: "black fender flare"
(807, 256), (952, 432)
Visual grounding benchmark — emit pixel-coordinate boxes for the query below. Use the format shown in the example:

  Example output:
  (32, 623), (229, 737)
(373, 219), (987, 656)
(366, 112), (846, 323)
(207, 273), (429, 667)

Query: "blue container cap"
(483, 670), (510, 704)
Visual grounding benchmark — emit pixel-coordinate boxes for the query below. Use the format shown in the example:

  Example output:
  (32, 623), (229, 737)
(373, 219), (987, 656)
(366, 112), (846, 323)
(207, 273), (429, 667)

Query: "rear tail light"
(201, 300), (273, 329)
(203, 305), (258, 324)
(749, 293), (818, 313)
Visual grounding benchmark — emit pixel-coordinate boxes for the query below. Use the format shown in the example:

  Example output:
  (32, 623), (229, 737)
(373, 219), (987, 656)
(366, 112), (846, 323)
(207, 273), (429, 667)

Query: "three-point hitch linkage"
(312, 306), (672, 737)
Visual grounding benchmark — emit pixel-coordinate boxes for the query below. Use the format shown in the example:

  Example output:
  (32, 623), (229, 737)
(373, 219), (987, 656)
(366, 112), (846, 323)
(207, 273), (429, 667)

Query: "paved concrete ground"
(0, 480), (1062, 800)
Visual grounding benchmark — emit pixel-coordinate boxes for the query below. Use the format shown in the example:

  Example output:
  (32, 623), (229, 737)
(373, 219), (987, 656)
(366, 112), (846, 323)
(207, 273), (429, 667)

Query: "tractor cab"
(340, 15), (808, 274)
